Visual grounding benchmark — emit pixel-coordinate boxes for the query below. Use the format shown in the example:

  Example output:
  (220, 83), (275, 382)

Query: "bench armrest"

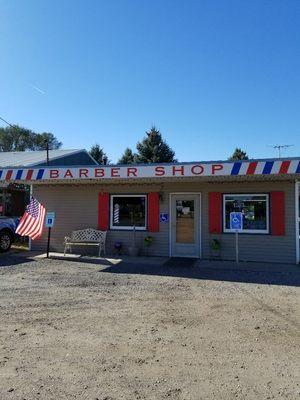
(64, 236), (71, 243)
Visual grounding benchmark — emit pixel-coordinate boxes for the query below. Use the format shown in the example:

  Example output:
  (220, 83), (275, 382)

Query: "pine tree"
(118, 147), (136, 164)
(229, 148), (249, 161)
(89, 144), (108, 165)
(135, 126), (176, 163)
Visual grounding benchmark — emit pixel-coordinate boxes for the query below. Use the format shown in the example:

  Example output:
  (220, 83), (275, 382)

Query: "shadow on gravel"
(0, 253), (33, 268)
(49, 255), (115, 266)
(100, 262), (300, 287)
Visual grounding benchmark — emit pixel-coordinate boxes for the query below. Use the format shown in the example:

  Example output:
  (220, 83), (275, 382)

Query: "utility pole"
(44, 138), (49, 166)
(271, 144), (294, 158)
(46, 141), (49, 166)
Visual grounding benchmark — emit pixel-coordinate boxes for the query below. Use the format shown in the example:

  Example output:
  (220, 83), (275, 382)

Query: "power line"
(0, 115), (49, 161)
(0, 115), (15, 128)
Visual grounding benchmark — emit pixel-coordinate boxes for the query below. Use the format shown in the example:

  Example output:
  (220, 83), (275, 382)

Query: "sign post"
(45, 212), (55, 258)
(230, 212), (243, 264)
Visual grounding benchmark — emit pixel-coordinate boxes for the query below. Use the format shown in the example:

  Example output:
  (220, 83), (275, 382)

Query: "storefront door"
(170, 194), (200, 258)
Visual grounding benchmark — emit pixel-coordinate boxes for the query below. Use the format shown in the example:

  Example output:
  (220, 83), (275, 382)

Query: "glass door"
(171, 194), (200, 258)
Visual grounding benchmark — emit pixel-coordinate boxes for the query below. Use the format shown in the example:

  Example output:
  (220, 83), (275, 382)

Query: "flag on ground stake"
(16, 197), (46, 240)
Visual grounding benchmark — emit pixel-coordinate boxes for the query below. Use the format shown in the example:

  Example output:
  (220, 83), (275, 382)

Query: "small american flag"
(16, 197), (46, 240)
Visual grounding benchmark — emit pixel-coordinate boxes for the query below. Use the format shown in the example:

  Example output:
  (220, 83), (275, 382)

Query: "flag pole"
(46, 227), (51, 258)
(28, 185), (33, 251)
(45, 140), (51, 258)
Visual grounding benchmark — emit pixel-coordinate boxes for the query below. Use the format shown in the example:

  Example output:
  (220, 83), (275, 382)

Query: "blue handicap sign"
(160, 213), (169, 223)
(45, 212), (55, 228)
(230, 212), (243, 231)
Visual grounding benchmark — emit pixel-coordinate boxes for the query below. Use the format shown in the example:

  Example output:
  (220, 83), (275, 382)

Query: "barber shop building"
(1, 157), (300, 264)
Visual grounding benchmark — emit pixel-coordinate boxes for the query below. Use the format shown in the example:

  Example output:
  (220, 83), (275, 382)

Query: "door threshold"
(164, 257), (198, 267)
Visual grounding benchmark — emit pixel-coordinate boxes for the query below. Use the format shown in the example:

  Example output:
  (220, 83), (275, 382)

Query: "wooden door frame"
(169, 192), (202, 258)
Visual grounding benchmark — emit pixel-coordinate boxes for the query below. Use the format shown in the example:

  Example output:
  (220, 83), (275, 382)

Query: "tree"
(135, 126), (176, 163)
(118, 147), (136, 164)
(0, 126), (33, 151)
(229, 148), (249, 161)
(89, 144), (108, 165)
(32, 132), (62, 150)
(0, 125), (62, 151)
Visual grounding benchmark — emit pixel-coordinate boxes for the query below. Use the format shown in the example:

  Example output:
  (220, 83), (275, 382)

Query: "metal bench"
(64, 228), (107, 257)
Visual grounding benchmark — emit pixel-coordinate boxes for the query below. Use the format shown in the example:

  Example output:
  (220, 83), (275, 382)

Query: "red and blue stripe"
(230, 160), (294, 176)
(36, 169), (45, 180)
(231, 162), (242, 175)
(246, 161), (257, 175)
(0, 168), (44, 181)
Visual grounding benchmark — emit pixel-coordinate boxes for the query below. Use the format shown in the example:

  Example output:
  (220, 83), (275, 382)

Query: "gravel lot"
(0, 255), (299, 400)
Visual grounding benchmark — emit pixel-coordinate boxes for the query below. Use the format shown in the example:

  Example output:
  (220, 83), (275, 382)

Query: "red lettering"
(79, 168), (89, 178)
(155, 166), (165, 176)
(50, 169), (59, 178)
(212, 164), (224, 175)
(191, 165), (204, 175)
(172, 166), (185, 176)
(95, 168), (105, 177)
(111, 167), (120, 177)
(127, 167), (138, 177)
(64, 169), (73, 178)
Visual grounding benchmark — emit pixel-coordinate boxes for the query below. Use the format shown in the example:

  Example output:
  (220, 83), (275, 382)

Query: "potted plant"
(114, 241), (122, 256)
(211, 238), (221, 259)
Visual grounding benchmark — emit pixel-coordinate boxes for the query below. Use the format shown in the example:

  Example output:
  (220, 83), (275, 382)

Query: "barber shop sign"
(0, 159), (299, 182)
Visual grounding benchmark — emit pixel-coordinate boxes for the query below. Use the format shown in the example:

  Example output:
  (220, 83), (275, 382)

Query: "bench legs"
(64, 243), (106, 257)
(64, 243), (71, 256)
(98, 244), (106, 257)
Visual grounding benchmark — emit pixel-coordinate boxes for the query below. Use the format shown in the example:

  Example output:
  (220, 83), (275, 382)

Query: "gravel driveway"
(0, 255), (299, 400)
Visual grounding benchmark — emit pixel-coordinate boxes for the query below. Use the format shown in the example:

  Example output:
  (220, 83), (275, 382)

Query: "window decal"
(223, 194), (269, 234)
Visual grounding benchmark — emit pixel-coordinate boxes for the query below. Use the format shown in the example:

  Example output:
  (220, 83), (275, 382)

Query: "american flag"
(16, 197), (46, 240)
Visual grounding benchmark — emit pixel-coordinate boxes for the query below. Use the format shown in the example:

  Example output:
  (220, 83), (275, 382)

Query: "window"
(110, 195), (147, 230)
(223, 194), (269, 233)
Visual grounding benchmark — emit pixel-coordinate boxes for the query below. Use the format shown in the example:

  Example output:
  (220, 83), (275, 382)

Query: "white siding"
(32, 180), (296, 263)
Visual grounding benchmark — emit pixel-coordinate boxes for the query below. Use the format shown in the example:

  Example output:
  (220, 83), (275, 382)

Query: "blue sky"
(0, 0), (299, 162)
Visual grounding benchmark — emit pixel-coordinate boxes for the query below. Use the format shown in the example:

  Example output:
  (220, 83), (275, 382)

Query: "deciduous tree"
(32, 132), (62, 150)
(0, 125), (62, 151)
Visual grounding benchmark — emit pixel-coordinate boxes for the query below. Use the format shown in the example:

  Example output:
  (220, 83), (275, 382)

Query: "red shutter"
(148, 192), (159, 232)
(209, 192), (222, 234)
(98, 193), (109, 230)
(270, 191), (285, 235)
